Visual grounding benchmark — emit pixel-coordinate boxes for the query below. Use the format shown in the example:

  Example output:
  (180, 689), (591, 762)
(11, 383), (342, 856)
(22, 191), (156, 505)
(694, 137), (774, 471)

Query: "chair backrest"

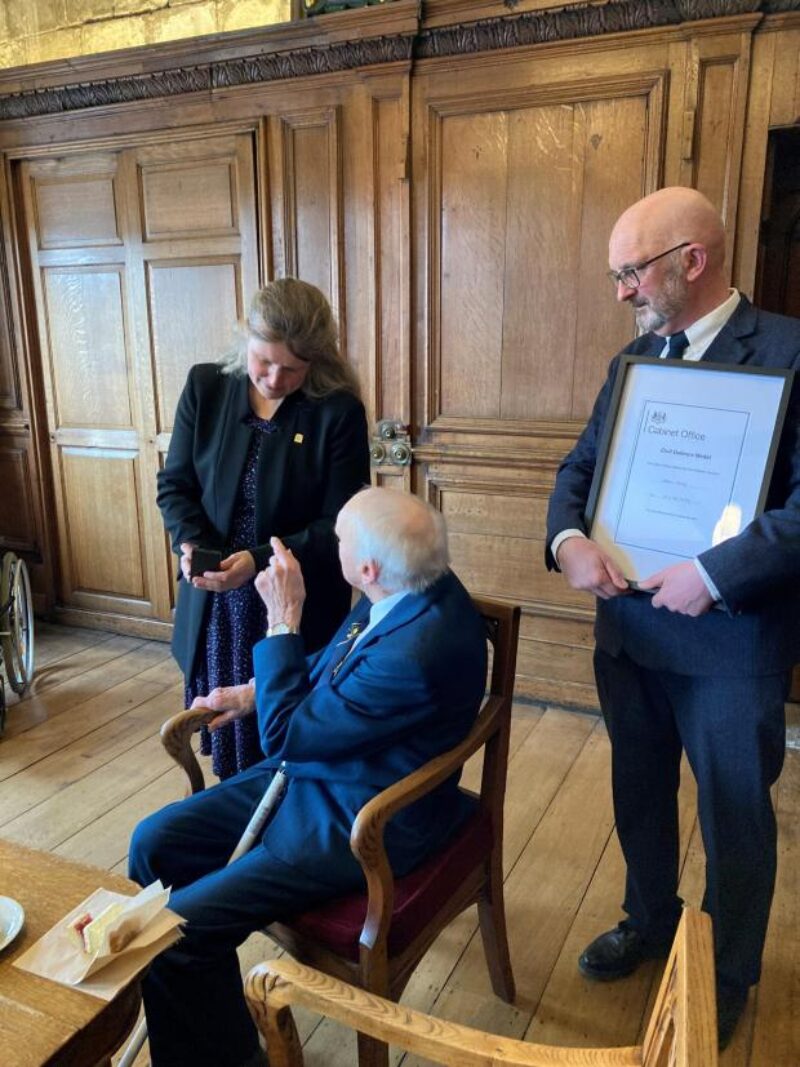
(469, 597), (520, 828)
(245, 909), (717, 1067)
(267, 595), (522, 1010)
(472, 596), (520, 705)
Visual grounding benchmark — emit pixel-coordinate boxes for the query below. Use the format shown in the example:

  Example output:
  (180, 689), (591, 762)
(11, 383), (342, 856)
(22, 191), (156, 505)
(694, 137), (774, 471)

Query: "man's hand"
(557, 537), (630, 600)
(191, 550), (256, 592)
(638, 562), (714, 616)
(255, 537), (305, 631)
(191, 681), (255, 731)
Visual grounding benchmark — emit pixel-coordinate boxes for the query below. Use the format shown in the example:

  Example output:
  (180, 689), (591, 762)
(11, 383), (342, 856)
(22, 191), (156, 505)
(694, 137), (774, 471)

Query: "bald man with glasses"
(547, 187), (800, 1050)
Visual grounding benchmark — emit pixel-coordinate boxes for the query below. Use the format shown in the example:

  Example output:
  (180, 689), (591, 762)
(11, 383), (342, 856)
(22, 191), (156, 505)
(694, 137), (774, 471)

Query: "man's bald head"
(337, 488), (449, 595)
(611, 187), (725, 267)
(609, 187), (730, 334)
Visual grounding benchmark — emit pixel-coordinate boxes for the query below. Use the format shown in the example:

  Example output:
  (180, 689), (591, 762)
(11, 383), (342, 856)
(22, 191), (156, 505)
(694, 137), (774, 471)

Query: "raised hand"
(255, 537), (306, 631)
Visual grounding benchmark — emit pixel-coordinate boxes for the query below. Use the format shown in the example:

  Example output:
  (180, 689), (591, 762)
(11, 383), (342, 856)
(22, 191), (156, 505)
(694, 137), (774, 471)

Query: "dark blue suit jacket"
(157, 363), (369, 674)
(546, 297), (800, 676)
(252, 569), (488, 883)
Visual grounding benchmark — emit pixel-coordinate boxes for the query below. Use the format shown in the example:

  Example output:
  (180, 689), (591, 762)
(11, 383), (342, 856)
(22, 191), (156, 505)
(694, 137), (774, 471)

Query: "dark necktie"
(330, 621), (365, 678)
(665, 331), (689, 359)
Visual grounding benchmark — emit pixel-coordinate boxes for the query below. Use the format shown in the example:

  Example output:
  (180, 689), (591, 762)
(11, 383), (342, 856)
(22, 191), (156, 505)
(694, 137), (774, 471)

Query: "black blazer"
(157, 363), (370, 677)
(546, 297), (800, 676)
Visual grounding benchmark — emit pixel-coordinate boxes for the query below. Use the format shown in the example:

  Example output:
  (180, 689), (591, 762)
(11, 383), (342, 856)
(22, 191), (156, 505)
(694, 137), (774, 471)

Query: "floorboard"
(0, 624), (796, 1066)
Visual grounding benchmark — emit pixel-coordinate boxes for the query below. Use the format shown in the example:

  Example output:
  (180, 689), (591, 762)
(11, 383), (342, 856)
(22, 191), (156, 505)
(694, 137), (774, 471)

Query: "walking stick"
(118, 766), (288, 1066)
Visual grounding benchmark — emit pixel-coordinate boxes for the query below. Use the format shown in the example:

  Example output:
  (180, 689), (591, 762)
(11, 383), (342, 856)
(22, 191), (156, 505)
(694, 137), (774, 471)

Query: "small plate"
(0, 895), (25, 952)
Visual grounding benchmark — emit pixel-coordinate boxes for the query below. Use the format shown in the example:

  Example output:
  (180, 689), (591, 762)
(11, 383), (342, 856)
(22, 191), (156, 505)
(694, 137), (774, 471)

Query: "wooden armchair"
(244, 908), (718, 1067)
(160, 596), (521, 1067)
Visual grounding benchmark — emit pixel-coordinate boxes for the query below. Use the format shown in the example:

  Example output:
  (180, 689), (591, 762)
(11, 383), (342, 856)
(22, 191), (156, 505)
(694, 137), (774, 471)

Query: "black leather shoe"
(578, 921), (671, 981)
(717, 983), (748, 1051)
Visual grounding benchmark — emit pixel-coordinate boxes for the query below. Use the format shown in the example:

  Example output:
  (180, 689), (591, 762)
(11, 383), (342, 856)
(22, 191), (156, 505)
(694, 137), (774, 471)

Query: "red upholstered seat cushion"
(288, 809), (493, 962)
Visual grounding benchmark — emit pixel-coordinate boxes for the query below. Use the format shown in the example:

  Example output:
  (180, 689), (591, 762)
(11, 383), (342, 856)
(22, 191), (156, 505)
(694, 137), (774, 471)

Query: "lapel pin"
(293, 433), (304, 444)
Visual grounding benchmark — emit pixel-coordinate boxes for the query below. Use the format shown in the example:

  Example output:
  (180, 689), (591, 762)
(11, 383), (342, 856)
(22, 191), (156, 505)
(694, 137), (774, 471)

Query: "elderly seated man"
(129, 487), (488, 1067)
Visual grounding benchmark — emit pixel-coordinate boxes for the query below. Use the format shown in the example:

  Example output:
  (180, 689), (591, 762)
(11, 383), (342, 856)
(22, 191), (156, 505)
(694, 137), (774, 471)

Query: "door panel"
(20, 132), (259, 631)
(43, 267), (132, 428)
(413, 46), (675, 704)
(147, 259), (242, 435)
(59, 448), (146, 602)
(270, 108), (344, 336)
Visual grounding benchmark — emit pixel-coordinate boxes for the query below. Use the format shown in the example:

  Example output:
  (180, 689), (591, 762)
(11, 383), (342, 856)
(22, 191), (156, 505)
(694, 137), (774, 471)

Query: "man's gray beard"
(633, 264), (688, 333)
(635, 304), (668, 331)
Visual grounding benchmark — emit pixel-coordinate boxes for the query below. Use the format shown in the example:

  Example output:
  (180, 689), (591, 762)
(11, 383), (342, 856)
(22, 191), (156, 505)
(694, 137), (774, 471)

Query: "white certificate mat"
(587, 357), (791, 583)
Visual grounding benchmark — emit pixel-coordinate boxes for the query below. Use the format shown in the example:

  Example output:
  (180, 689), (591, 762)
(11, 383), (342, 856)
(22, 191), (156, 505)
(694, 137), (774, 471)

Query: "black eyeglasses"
(607, 242), (691, 290)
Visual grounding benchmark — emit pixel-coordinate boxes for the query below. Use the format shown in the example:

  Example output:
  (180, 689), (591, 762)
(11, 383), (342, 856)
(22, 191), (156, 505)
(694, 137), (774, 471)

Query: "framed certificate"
(585, 356), (793, 584)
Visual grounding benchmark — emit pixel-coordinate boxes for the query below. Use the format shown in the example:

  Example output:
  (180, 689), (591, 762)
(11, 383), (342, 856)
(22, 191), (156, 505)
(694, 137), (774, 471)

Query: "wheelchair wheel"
(0, 552), (35, 695)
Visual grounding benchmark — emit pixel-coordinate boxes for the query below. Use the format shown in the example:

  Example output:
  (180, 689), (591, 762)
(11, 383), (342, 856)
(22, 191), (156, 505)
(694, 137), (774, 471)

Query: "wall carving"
(0, 0), (796, 120)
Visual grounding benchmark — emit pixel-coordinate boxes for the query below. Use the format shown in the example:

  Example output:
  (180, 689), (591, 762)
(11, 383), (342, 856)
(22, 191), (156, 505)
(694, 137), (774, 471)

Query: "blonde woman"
(157, 279), (369, 779)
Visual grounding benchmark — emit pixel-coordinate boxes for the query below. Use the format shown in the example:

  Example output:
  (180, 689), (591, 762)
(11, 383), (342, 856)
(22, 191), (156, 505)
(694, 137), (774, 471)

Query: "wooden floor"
(1, 622), (797, 1066)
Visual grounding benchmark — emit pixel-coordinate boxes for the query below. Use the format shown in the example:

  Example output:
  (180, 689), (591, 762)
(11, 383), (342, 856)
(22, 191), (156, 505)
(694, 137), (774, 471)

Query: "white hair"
(346, 489), (450, 594)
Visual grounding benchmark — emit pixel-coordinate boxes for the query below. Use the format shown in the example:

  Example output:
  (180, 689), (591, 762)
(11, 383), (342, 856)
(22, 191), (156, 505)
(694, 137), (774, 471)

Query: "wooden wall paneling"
(274, 107), (345, 345)
(58, 445), (147, 606)
(570, 79), (666, 420)
(1, 157), (58, 610)
(502, 101), (580, 421)
(733, 28), (778, 297)
(344, 70), (412, 486)
(428, 470), (598, 707)
(339, 80), (376, 434)
(256, 117), (273, 285)
(682, 21), (757, 281)
(18, 152), (160, 621)
(0, 435), (36, 552)
(768, 18), (800, 126)
(371, 76), (411, 439)
(0, 207), (21, 415)
(418, 59), (677, 436)
(126, 132), (260, 624)
(411, 36), (681, 703)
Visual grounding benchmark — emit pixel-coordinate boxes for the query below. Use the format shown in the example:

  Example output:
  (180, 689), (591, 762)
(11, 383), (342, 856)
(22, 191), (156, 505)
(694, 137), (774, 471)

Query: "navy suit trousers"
(594, 648), (788, 991)
(128, 764), (363, 1067)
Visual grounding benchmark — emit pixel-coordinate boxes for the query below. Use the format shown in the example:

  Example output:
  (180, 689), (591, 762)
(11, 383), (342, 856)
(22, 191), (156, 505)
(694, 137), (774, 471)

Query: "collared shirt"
(552, 290), (743, 600)
(654, 288), (741, 362)
(350, 589), (409, 652)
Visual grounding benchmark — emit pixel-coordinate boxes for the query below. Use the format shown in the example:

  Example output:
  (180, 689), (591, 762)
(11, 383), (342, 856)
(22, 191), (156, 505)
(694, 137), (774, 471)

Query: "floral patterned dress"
(185, 414), (277, 779)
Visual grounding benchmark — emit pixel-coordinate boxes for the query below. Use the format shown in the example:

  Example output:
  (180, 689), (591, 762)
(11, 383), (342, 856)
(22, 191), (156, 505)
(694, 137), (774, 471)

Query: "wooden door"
(19, 132), (259, 632)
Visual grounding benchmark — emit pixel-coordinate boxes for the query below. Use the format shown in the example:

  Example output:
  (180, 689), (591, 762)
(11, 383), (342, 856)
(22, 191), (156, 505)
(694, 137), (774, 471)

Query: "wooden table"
(0, 838), (142, 1067)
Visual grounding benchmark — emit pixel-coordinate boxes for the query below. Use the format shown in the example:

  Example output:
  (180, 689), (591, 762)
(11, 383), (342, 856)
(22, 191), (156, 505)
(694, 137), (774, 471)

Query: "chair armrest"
(244, 958), (641, 1067)
(349, 692), (506, 865)
(160, 707), (218, 796)
(642, 909), (718, 1066)
(349, 693), (508, 954)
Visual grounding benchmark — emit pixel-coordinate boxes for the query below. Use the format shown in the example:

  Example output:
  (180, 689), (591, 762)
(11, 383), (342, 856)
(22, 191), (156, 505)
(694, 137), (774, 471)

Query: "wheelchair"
(0, 551), (35, 736)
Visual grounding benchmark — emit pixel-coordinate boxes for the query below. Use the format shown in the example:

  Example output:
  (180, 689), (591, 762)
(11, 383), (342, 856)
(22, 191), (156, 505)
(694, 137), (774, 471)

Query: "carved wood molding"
(0, 0), (798, 121)
(416, 1), (762, 61)
(0, 35), (414, 120)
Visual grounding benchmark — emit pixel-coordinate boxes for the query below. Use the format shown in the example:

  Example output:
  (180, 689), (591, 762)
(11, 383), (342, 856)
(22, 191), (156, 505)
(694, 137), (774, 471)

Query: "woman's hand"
(179, 543), (195, 583)
(191, 550), (256, 592)
(191, 680), (255, 730)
